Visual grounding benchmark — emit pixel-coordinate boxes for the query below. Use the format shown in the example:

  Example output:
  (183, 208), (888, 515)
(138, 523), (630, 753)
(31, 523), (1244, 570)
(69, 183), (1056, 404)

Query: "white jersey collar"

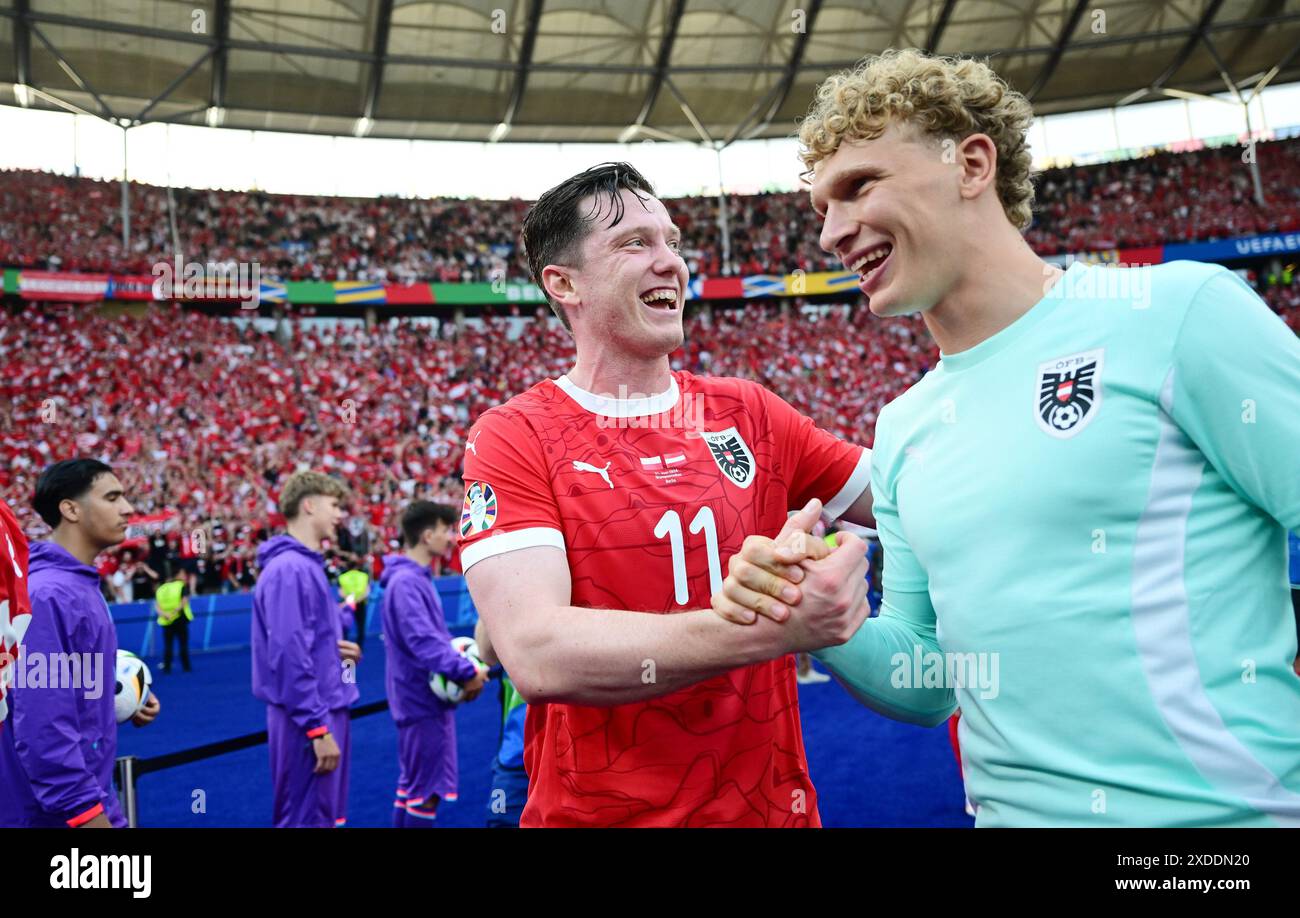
(554, 374), (680, 418)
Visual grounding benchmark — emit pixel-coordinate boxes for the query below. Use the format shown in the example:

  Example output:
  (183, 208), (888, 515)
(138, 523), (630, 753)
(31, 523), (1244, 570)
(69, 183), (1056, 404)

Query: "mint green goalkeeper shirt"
(816, 260), (1300, 827)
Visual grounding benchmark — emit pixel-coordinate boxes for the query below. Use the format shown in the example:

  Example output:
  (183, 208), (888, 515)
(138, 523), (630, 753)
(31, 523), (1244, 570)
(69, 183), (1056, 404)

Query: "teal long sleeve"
(813, 588), (957, 728)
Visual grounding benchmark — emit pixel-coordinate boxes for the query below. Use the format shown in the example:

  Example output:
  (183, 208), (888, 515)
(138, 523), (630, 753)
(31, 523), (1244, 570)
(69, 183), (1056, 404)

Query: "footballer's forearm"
(813, 596), (957, 728)
(504, 603), (790, 706)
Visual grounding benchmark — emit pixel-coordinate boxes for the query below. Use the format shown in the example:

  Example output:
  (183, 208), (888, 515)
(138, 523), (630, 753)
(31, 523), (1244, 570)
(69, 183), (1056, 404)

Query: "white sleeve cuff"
(822, 447), (872, 522)
(460, 527), (566, 572)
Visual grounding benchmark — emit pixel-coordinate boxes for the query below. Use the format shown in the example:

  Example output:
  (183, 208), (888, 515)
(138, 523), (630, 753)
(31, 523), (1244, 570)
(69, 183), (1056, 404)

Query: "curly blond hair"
(799, 49), (1036, 230)
(279, 471), (349, 520)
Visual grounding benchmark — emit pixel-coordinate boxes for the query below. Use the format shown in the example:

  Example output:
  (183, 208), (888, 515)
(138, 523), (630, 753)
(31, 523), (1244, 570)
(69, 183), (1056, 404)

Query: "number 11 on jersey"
(653, 507), (724, 606)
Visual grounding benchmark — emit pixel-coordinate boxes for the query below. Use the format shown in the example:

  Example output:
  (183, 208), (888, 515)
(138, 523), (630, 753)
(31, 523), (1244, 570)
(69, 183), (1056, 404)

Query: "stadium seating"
(0, 302), (937, 571)
(2, 137), (1298, 283)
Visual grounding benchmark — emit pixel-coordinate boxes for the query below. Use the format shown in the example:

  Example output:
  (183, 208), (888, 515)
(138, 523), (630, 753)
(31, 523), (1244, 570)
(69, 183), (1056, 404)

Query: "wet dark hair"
(401, 501), (458, 548)
(33, 458), (114, 529)
(521, 162), (657, 332)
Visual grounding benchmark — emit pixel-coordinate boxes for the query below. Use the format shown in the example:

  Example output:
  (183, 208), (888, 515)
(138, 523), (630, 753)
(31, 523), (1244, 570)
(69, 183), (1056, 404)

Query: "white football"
(114, 649), (153, 724)
(428, 636), (484, 706)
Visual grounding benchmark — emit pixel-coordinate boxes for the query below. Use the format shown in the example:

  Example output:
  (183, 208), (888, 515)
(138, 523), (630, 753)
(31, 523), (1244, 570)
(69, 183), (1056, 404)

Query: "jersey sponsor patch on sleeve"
(460, 482), (498, 536)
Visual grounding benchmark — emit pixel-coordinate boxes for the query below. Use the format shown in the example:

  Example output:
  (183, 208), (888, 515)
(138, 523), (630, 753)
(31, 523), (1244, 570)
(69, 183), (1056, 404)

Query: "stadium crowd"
(3, 281), (1297, 597)
(0, 300), (937, 594)
(2, 131), (1298, 596)
(2, 137), (1298, 284)
(1026, 138), (1300, 253)
(1261, 273), (1300, 333)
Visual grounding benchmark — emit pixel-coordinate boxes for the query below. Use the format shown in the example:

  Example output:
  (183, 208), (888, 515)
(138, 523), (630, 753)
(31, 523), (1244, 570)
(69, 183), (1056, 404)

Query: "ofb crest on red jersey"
(1035, 348), (1103, 439)
(701, 427), (755, 488)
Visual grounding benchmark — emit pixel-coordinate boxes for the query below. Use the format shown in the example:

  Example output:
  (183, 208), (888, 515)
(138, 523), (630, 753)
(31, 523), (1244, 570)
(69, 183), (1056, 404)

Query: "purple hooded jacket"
(252, 535), (358, 736)
(379, 554), (478, 725)
(0, 541), (125, 827)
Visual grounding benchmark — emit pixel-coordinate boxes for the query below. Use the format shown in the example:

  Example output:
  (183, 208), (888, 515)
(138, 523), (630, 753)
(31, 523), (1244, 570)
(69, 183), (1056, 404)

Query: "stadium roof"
(1, 0), (1297, 144)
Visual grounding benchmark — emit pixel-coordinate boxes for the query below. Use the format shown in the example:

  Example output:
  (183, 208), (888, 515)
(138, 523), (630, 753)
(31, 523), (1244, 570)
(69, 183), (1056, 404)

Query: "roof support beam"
(721, 78), (784, 146)
(498, 0), (545, 134)
(28, 19), (115, 120)
(1150, 0), (1227, 91)
(1026, 0), (1092, 100)
(1248, 37), (1300, 101)
(716, 0), (799, 145)
(1, 2), (1298, 136)
(664, 74), (712, 144)
(210, 0), (231, 116)
(742, 0), (823, 141)
(1200, 32), (1241, 102)
(26, 84), (98, 117)
(2, 10), (217, 48)
(0, 6), (1297, 77)
(925, 0), (959, 53)
(153, 103), (212, 126)
(360, 0), (394, 122)
(14, 0), (31, 91)
(136, 47), (215, 123)
(637, 123), (695, 143)
(628, 0), (688, 135)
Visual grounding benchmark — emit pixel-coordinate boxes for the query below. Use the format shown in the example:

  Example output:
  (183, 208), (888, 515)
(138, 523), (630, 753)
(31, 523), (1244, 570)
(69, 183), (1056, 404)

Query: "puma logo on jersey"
(465, 433), (481, 457)
(572, 460), (614, 489)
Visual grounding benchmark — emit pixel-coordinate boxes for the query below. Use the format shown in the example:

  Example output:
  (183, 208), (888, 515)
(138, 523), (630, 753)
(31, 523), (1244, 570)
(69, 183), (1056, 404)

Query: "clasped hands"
(711, 499), (870, 653)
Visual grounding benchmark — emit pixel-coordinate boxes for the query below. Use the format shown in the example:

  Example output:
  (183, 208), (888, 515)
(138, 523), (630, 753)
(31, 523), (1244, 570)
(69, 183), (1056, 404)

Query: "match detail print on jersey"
(1035, 348), (1104, 439)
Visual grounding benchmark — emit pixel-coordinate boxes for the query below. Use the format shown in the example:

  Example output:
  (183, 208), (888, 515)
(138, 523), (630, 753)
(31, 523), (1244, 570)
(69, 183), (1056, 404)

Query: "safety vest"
(155, 580), (192, 626)
(338, 569), (370, 603)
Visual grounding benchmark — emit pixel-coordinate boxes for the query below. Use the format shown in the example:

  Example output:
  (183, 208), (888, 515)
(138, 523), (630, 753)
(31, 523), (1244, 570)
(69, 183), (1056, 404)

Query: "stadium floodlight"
(13, 84), (31, 108)
(489, 122), (510, 143)
(205, 106), (225, 128)
(353, 116), (373, 138)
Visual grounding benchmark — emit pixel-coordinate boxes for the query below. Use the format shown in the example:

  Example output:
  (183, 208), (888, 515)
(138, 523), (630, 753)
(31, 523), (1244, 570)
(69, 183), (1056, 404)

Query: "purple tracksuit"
(0, 542), (125, 828)
(379, 554), (477, 827)
(252, 535), (359, 828)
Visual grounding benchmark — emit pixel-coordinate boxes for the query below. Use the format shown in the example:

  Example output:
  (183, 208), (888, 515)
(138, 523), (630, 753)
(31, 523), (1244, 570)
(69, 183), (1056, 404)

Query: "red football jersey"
(0, 500), (32, 729)
(460, 370), (870, 827)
